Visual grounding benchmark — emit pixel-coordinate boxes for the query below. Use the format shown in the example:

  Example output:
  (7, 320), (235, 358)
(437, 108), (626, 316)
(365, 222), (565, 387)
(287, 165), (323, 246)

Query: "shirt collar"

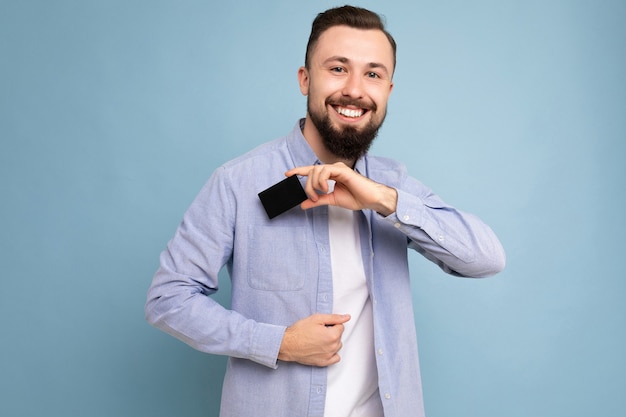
(286, 119), (320, 168)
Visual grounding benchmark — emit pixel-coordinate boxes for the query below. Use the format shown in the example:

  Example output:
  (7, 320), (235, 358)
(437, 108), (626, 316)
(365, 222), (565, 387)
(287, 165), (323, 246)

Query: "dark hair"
(305, 5), (397, 72)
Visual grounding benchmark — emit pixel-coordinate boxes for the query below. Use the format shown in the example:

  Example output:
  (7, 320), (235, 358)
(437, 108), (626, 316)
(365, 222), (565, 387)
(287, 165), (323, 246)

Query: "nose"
(341, 72), (364, 99)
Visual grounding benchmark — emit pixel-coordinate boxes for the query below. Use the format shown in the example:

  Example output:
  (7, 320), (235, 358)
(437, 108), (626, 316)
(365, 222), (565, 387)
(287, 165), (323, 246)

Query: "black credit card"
(258, 175), (308, 219)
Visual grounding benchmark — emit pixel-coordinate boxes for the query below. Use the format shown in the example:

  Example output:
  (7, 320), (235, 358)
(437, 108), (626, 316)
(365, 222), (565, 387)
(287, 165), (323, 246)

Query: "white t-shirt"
(325, 204), (384, 417)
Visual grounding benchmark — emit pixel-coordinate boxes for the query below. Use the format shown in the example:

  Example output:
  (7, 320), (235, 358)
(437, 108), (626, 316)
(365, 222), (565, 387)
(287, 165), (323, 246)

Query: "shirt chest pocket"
(246, 225), (311, 291)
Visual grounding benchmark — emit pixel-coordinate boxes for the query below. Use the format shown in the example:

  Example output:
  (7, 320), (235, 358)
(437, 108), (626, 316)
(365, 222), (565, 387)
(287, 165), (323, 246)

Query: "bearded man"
(145, 5), (505, 417)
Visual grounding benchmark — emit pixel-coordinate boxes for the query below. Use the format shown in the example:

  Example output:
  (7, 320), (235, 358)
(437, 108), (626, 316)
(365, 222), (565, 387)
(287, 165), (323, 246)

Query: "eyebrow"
(323, 56), (391, 77)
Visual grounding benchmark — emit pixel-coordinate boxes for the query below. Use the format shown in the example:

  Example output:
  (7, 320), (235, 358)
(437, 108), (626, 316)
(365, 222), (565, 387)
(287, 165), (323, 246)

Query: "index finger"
(285, 165), (328, 202)
(285, 166), (314, 178)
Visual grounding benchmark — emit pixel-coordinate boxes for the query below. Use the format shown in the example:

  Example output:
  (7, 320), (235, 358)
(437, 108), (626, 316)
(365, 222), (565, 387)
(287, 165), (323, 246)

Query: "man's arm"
(146, 167), (356, 368)
(144, 170), (287, 368)
(286, 162), (505, 278)
(286, 162), (398, 215)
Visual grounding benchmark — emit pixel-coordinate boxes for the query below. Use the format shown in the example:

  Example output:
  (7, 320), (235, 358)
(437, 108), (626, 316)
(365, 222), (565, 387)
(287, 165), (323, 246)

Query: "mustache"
(326, 97), (377, 112)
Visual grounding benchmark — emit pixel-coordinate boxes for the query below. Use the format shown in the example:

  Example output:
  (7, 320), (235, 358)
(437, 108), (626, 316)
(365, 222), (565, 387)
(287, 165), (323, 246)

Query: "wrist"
(278, 327), (294, 362)
(373, 185), (397, 216)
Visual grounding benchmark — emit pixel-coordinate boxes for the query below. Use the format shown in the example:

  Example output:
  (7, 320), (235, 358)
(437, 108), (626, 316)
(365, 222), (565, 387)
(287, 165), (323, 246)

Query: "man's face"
(299, 25), (395, 161)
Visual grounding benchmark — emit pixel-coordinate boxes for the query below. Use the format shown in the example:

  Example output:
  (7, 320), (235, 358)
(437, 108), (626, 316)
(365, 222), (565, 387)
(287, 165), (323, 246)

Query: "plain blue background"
(1, 1), (624, 416)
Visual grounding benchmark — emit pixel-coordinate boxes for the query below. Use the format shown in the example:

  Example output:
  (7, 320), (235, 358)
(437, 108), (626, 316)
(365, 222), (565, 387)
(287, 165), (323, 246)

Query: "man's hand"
(278, 313), (351, 367)
(285, 163), (398, 216)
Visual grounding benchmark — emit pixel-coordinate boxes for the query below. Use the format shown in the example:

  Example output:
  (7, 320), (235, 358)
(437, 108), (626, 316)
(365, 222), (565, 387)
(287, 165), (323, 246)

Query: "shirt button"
(377, 349), (384, 355)
(385, 393), (391, 399)
(438, 235), (445, 242)
(403, 215), (410, 222)
(394, 222), (401, 228)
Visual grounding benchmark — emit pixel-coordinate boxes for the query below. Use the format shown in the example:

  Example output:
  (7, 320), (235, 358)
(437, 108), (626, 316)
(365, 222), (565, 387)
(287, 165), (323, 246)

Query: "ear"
(297, 66), (310, 96)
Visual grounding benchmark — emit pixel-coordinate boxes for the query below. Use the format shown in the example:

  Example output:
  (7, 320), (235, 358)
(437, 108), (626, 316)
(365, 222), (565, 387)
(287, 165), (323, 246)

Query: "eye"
(330, 67), (345, 73)
(366, 71), (380, 79)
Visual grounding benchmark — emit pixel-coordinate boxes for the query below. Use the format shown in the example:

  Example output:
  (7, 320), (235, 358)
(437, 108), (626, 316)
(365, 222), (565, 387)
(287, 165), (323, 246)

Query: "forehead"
(311, 25), (395, 71)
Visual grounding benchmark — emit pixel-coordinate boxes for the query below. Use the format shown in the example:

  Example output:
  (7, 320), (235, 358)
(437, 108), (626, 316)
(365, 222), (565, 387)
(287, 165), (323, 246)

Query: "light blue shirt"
(145, 120), (505, 417)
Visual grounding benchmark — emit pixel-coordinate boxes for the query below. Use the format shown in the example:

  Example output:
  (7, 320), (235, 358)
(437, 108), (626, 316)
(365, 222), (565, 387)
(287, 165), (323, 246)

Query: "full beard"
(307, 97), (386, 162)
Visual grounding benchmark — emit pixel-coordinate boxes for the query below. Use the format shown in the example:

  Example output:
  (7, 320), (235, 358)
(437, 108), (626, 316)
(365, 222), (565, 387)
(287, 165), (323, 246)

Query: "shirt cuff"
(249, 323), (287, 369)
(381, 188), (425, 229)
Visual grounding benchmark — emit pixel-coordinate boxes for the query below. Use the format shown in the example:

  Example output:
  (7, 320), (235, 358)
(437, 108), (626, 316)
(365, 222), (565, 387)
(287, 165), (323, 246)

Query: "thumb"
(320, 313), (351, 326)
(301, 193), (336, 210)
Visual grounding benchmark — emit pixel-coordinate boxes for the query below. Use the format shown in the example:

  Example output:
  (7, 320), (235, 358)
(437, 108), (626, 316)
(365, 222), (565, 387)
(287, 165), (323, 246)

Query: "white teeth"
(336, 107), (364, 118)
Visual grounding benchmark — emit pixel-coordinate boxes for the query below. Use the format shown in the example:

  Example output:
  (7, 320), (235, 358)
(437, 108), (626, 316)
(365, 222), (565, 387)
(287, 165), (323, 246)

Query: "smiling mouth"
(333, 105), (367, 119)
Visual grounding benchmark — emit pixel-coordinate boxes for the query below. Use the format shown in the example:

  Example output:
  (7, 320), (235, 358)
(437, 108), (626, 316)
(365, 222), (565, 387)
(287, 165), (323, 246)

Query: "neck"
(301, 115), (356, 167)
